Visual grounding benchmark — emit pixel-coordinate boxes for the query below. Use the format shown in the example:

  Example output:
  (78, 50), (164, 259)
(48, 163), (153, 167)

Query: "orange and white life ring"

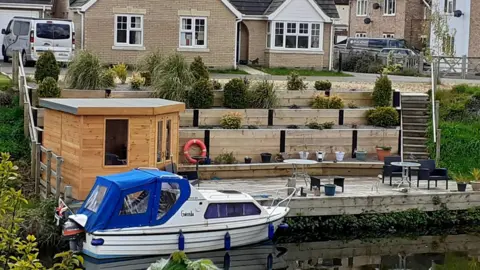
(183, 139), (207, 164)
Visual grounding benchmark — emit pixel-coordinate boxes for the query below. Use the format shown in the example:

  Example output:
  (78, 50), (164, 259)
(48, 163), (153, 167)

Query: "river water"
(82, 234), (480, 270)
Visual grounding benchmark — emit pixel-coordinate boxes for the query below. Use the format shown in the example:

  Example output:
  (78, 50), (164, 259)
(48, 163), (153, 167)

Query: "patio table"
(283, 159), (318, 187)
(391, 161), (421, 188)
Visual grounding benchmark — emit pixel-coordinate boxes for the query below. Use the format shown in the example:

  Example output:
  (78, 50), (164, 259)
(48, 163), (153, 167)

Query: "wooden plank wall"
(344, 109), (369, 125)
(274, 109), (338, 126)
(199, 109), (268, 126)
(62, 90), (152, 98)
(179, 129), (399, 164)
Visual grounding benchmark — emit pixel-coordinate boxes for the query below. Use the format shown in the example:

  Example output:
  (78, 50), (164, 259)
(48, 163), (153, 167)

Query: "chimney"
(52, 0), (70, 19)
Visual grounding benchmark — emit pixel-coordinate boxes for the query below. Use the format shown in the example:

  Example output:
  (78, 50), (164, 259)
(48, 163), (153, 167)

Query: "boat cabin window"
(104, 119), (128, 166)
(120, 190), (150, 215)
(85, 185), (107, 213)
(157, 182), (181, 219)
(204, 203), (261, 219)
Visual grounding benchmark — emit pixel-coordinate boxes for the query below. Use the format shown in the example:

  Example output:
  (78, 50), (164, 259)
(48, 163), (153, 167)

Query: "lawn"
(209, 69), (249, 75)
(258, 67), (352, 77)
(0, 73), (12, 89)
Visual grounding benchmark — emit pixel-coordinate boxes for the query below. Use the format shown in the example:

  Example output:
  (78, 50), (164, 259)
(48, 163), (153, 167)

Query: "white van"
(1, 17), (75, 65)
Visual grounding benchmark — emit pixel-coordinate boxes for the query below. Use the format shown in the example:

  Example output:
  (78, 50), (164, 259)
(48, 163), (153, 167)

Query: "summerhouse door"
(155, 114), (179, 169)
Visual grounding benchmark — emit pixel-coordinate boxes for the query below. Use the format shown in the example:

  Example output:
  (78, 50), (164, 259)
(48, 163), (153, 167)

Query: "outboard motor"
(62, 220), (84, 252)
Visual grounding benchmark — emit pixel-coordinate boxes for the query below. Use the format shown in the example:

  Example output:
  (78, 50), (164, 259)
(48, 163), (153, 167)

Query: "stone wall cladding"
(469, 0), (480, 57)
(83, 0), (237, 67)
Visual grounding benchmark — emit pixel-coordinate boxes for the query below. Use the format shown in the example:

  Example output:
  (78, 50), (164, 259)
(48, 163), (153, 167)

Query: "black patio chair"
(416, 159), (449, 189)
(382, 156), (403, 186)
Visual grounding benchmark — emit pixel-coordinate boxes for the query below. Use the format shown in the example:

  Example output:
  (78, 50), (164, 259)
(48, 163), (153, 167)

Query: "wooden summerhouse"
(39, 98), (185, 199)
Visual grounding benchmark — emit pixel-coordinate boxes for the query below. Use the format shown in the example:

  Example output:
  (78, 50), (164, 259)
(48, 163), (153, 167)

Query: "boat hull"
(82, 216), (285, 259)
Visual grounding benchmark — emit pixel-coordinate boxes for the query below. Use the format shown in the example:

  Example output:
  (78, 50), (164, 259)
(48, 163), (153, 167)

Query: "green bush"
(212, 80), (222, 90)
(130, 72), (145, 90)
(100, 69), (116, 88)
(188, 79), (214, 109)
(311, 95), (344, 109)
(66, 50), (105, 89)
(0, 107), (29, 159)
(341, 51), (377, 73)
(452, 84), (480, 95)
(214, 152), (237, 164)
(367, 62), (384, 74)
(220, 112), (242, 129)
(190, 56), (210, 80)
(34, 51), (60, 82)
(248, 80), (278, 109)
(223, 78), (248, 108)
(141, 71), (152, 86)
(112, 63), (128, 84)
(136, 49), (163, 75)
(287, 71), (307, 90)
(372, 75), (393, 107)
(152, 53), (194, 102)
(366, 107), (399, 127)
(0, 91), (12, 107)
(314, 80), (331, 91)
(37, 77), (61, 98)
(307, 122), (322, 130)
(322, 121), (334, 129)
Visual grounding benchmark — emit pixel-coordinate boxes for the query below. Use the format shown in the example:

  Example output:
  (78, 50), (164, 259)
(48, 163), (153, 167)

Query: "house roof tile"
(229, 0), (339, 18)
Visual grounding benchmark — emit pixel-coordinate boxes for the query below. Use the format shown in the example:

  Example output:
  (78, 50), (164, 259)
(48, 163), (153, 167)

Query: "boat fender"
(267, 254), (273, 270)
(178, 230), (185, 251)
(224, 232), (231, 250)
(223, 252), (231, 270)
(268, 223), (274, 240)
(183, 139), (207, 164)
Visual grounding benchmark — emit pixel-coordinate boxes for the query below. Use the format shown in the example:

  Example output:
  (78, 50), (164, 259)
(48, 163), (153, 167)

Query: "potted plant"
(471, 168), (480, 191)
(260, 153), (272, 163)
(376, 146), (392, 161)
(244, 156), (252, 164)
(355, 149), (367, 161)
(299, 143), (309, 160)
(455, 173), (469, 192)
(315, 151), (324, 162)
(275, 152), (288, 162)
(335, 151), (345, 162)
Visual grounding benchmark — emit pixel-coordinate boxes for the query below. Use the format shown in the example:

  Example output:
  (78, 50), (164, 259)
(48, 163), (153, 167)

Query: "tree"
(34, 51), (60, 82)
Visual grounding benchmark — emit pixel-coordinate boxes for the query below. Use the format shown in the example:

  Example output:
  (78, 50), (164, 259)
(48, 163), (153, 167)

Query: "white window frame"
(179, 17), (208, 49)
(114, 14), (144, 47)
(357, 0), (368, 16)
(355, 32), (367, 37)
(268, 21), (324, 51)
(266, 21), (271, 48)
(444, 0), (455, 14)
(383, 33), (395, 38)
(384, 0), (396, 15)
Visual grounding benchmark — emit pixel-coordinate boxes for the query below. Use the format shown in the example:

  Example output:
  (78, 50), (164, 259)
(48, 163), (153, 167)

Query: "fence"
(432, 56), (480, 79)
(12, 51), (64, 200)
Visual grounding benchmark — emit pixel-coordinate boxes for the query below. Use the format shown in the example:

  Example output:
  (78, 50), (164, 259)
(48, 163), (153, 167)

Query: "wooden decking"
(197, 177), (480, 217)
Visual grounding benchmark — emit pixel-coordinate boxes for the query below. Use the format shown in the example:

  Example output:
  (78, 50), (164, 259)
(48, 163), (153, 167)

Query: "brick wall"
(243, 20), (267, 65)
(265, 23), (331, 69)
(83, 0), (237, 67)
(469, 0), (480, 57)
(403, 0), (427, 49)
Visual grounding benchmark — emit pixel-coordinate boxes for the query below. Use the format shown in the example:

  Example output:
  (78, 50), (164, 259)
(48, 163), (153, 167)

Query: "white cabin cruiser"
(56, 168), (292, 259)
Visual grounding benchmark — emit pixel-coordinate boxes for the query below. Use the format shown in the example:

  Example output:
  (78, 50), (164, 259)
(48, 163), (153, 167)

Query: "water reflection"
(83, 235), (480, 270)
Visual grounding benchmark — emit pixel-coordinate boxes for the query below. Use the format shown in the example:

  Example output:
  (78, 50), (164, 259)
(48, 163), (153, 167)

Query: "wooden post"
(45, 150), (52, 196)
(55, 157), (63, 201)
(337, 51), (342, 73)
(436, 129), (441, 165)
(433, 60), (438, 94)
(461, 55), (467, 79)
(12, 52), (19, 91)
(64, 186), (72, 204)
(19, 75), (24, 108)
(35, 142), (41, 196)
(30, 141), (36, 179)
(435, 101), (440, 131)
(418, 53), (424, 74)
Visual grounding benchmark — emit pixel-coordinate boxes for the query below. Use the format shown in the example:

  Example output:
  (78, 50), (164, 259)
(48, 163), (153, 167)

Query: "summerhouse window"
(104, 119), (128, 166)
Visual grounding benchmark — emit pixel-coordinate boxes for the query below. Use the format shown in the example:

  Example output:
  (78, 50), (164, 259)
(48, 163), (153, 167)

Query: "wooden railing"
(12, 51), (64, 200)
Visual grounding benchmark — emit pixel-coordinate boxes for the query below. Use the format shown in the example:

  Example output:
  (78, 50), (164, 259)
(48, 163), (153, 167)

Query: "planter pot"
(260, 153), (272, 163)
(325, 89), (331, 97)
(324, 184), (336, 196)
(457, 183), (467, 192)
(244, 157), (252, 164)
(471, 182), (480, 191)
(335, 151), (345, 162)
(299, 151), (309, 160)
(356, 151), (367, 161)
(315, 151), (324, 162)
(376, 148), (392, 161)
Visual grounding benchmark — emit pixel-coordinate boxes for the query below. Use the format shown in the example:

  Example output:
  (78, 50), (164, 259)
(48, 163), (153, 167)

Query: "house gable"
(268, 0), (329, 22)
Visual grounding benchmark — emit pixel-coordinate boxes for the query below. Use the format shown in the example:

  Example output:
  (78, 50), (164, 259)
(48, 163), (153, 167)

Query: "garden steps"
(403, 137), (427, 145)
(401, 93), (429, 161)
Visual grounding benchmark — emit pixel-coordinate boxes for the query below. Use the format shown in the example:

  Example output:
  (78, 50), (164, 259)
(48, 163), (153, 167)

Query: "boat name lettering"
(181, 210), (194, 217)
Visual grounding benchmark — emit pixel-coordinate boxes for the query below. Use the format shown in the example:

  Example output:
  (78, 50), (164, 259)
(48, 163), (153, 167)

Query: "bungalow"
(68, 0), (339, 69)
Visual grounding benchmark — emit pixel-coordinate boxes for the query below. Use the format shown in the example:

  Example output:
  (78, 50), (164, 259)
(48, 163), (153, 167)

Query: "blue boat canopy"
(77, 169), (191, 232)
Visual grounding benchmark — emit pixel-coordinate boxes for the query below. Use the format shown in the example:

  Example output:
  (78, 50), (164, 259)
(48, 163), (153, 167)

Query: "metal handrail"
(17, 51), (38, 143)
(248, 187), (296, 217)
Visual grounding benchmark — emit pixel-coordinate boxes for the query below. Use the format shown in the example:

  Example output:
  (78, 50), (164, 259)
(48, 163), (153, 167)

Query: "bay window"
(268, 22), (323, 51)
(179, 17), (207, 48)
(114, 15), (143, 46)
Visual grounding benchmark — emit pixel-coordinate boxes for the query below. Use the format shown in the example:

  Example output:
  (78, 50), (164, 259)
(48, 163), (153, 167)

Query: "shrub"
(367, 62), (384, 74)
(66, 50), (104, 89)
(372, 75), (393, 107)
(248, 80), (278, 109)
(314, 80), (331, 91)
(37, 77), (61, 98)
(322, 121), (334, 129)
(212, 80), (222, 90)
(223, 78), (248, 109)
(130, 72), (145, 90)
(188, 79), (214, 109)
(141, 72), (151, 86)
(152, 53), (194, 102)
(307, 122), (322, 129)
(341, 51), (376, 72)
(0, 91), (12, 107)
(220, 112), (242, 129)
(287, 71), (307, 90)
(190, 56), (210, 80)
(214, 152), (236, 164)
(136, 49), (163, 75)
(311, 95), (344, 109)
(348, 101), (358, 108)
(34, 51), (60, 82)
(100, 69), (116, 88)
(366, 107), (399, 127)
(112, 63), (128, 84)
